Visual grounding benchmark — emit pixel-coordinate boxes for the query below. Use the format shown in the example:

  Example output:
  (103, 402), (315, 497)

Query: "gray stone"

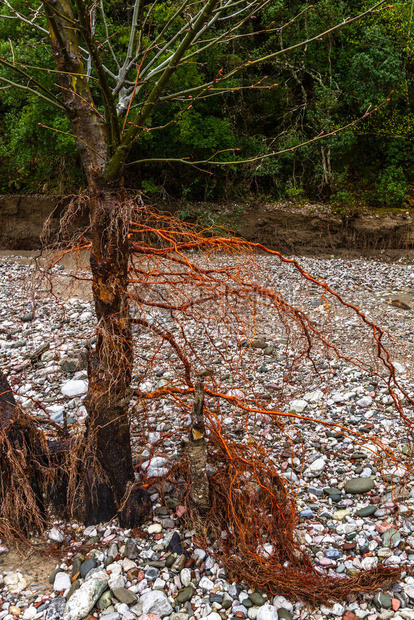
(277, 610), (293, 620)
(325, 549), (343, 560)
(176, 586), (195, 604)
(249, 593), (265, 606)
(382, 527), (401, 548)
(373, 593), (392, 609)
(21, 312), (34, 322)
(112, 587), (137, 604)
(80, 556), (97, 578)
(63, 571), (109, 620)
(344, 477), (375, 494)
(49, 567), (60, 585)
(124, 538), (139, 559)
(356, 505), (377, 517)
(60, 359), (79, 373)
(45, 596), (66, 620)
(97, 590), (113, 609)
(67, 579), (80, 600)
(145, 566), (160, 581)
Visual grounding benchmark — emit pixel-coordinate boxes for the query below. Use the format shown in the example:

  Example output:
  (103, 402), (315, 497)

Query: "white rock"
(48, 527), (65, 542)
(153, 578), (165, 590)
(22, 607), (37, 620)
(289, 399), (308, 413)
(320, 603), (345, 616)
(54, 572), (71, 592)
(4, 572), (27, 594)
(356, 396), (373, 408)
(193, 548), (206, 561)
(141, 456), (168, 470)
(256, 604), (278, 620)
(148, 523), (163, 534)
(121, 559), (136, 572)
(304, 389), (324, 403)
(108, 574), (126, 590)
(63, 571), (109, 620)
(257, 543), (274, 559)
(393, 362), (406, 375)
(305, 457), (326, 477)
(248, 608), (260, 620)
(199, 576), (214, 591)
(135, 589), (173, 617)
(180, 568), (192, 587)
(399, 613), (414, 620)
(61, 379), (88, 397)
(206, 614), (221, 620)
(272, 596), (293, 612)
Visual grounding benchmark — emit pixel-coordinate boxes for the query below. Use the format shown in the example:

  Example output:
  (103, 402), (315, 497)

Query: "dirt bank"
(1, 195), (413, 256)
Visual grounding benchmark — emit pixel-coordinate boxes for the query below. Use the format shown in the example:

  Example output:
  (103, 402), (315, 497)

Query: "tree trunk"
(81, 184), (136, 521)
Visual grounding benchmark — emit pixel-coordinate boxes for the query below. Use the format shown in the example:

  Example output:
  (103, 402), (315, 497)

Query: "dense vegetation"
(0, 0), (413, 207)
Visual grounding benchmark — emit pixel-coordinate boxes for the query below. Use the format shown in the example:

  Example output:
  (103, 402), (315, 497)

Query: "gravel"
(0, 252), (413, 620)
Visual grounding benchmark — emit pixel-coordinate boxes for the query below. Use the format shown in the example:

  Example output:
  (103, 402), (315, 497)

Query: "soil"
(1, 195), (414, 257)
(0, 546), (58, 588)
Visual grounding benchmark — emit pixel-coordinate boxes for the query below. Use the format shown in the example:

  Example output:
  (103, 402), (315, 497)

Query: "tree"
(0, 0), (391, 521)
(4, 0), (413, 585)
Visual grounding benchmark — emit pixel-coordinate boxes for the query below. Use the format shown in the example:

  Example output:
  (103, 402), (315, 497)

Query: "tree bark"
(83, 185), (135, 510)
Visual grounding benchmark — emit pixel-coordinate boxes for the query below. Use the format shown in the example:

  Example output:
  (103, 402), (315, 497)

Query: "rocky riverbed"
(0, 252), (413, 620)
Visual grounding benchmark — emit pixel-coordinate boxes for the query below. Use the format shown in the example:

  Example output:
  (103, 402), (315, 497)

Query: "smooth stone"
(80, 556), (97, 578)
(71, 556), (82, 578)
(249, 594), (265, 606)
(148, 523), (163, 534)
(49, 567), (60, 585)
(382, 528), (401, 548)
(61, 378), (88, 397)
(199, 576), (214, 591)
(325, 549), (343, 560)
(344, 478), (375, 494)
(176, 586), (195, 603)
(112, 587), (137, 604)
(66, 579), (80, 600)
(277, 610), (292, 620)
(180, 568), (191, 587)
(145, 566), (160, 581)
(256, 605), (278, 620)
(356, 505), (377, 517)
(373, 593), (392, 609)
(53, 572), (71, 592)
(98, 590), (113, 609)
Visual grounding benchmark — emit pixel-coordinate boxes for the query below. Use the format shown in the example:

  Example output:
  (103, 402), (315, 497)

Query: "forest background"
(0, 0), (413, 210)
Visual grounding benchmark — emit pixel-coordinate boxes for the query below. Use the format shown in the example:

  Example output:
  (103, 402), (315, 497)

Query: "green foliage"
(374, 166), (408, 208)
(1, 0), (414, 208)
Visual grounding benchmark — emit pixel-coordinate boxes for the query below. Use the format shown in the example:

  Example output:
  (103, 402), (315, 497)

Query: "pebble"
(53, 572), (71, 592)
(256, 605), (278, 620)
(344, 478), (375, 494)
(1, 254), (413, 620)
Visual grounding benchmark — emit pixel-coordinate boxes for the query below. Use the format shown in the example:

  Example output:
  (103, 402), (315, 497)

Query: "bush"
(374, 165), (407, 208)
